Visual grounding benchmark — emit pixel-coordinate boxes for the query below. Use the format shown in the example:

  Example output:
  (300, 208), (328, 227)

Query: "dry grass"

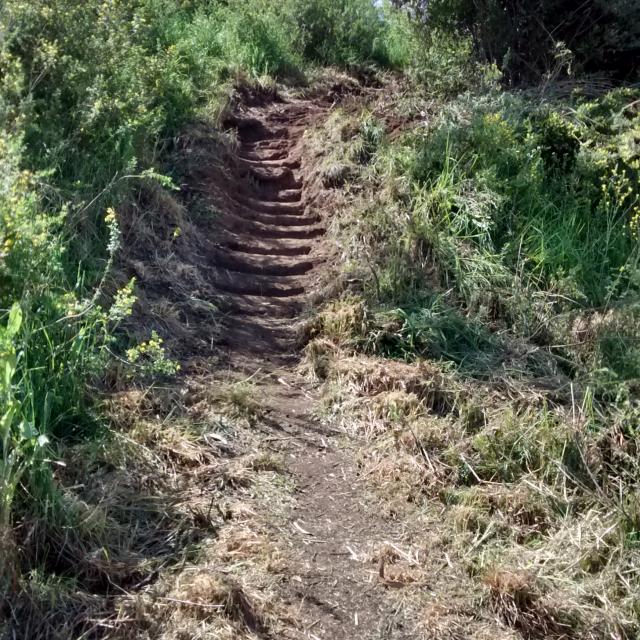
(305, 340), (461, 423)
(214, 380), (265, 423)
(308, 341), (640, 639)
(5, 363), (298, 639)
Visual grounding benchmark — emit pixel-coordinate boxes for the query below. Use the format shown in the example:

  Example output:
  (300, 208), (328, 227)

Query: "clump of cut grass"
(215, 380), (264, 423)
(313, 343), (640, 635)
(304, 296), (369, 349)
(483, 569), (570, 638)
(249, 453), (287, 474)
(302, 337), (340, 380)
(6, 365), (296, 638)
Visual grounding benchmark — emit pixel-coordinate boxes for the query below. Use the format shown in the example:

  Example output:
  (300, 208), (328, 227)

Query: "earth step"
(230, 210), (320, 228)
(219, 323), (300, 357)
(240, 125), (290, 143)
(210, 248), (314, 276)
(241, 156), (301, 170)
(221, 213), (324, 240)
(242, 139), (291, 152)
(244, 187), (302, 204)
(212, 271), (305, 298)
(243, 198), (307, 216)
(226, 195), (306, 216)
(222, 295), (304, 318)
(231, 318), (302, 340)
(248, 166), (302, 189)
(222, 239), (312, 257)
(264, 188), (303, 203)
(239, 148), (290, 162)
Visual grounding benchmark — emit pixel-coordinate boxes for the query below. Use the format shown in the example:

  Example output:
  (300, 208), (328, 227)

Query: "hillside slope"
(2, 2), (639, 638)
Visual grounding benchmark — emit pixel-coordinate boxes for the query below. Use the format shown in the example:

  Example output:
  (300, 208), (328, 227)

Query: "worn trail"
(198, 98), (418, 639)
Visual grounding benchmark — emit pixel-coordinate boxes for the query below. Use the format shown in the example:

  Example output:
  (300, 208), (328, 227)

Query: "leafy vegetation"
(392, 0), (640, 83)
(0, 0), (409, 613)
(347, 89), (640, 373)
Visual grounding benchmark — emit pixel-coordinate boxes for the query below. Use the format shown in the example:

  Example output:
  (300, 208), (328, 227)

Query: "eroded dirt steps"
(209, 102), (325, 360)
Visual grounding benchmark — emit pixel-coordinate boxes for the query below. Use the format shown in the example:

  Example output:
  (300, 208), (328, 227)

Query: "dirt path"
(210, 98), (326, 362)
(194, 97), (420, 638)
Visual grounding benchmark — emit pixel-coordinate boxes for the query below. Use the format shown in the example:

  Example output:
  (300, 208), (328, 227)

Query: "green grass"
(332, 88), (640, 383)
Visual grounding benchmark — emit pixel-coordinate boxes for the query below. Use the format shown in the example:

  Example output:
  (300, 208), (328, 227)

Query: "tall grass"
(341, 88), (640, 379)
(409, 93), (639, 306)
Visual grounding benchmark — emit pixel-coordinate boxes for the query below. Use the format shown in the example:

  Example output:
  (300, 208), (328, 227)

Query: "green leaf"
(19, 420), (37, 440)
(0, 401), (18, 443)
(4, 354), (16, 390)
(140, 168), (178, 190)
(7, 303), (22, 339)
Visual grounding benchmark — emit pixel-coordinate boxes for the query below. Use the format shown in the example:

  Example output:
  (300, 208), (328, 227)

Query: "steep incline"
(205, 100), (327, 362)
(181, 96), (421, 639)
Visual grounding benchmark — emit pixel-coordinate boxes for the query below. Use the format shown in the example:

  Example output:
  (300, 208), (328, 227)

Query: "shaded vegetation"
(393, 0), (640, 83)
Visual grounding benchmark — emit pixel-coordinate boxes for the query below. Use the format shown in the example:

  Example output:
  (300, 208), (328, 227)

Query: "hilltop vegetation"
(1, 0), (639, 638)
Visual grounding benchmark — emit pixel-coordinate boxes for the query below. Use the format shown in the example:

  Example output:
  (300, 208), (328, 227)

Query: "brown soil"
(181, 95), (422, 638)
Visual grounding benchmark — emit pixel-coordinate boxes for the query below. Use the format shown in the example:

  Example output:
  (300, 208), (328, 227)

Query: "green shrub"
(213, 1), (302, 78)
(406, 91), (640, 308)
(459, 407), (582, 485)
(367, 301), (499, 372)
(336, 87), (640, 392)
(410, 29), (477, 96)
(288, 0), (391, 67)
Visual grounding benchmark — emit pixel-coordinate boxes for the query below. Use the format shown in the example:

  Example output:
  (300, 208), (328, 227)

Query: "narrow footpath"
(193, 97), (420, 639)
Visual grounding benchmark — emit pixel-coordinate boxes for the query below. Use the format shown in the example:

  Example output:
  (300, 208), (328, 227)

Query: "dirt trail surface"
(188, 96), (421, 638)
(214, 99), (324, 361)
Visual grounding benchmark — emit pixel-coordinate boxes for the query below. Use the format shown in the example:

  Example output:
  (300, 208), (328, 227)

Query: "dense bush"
(409, 89), (640, 307)
(288, 0), (391, 67)
(394, 0), (640, 84)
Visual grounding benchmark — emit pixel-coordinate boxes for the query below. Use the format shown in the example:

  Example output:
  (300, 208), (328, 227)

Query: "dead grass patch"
(483, 569), (577, 639)
(213, 380), (265, 423)
(7, 364), (289, 639)
(312, 344), (640, 637)
(118, 563), (273, 639)
(330, 352), (459, 413)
